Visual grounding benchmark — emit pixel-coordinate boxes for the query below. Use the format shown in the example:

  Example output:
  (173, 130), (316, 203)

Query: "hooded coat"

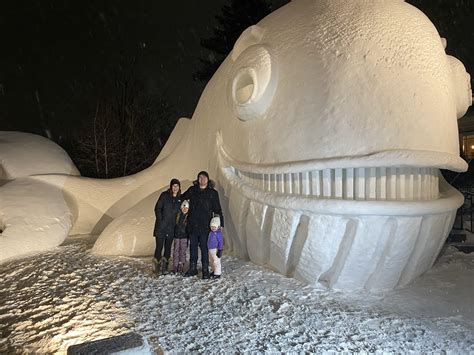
(181, 180), (224, 236)
(174, 211), (189, 239)
(153, 190), (182, 239)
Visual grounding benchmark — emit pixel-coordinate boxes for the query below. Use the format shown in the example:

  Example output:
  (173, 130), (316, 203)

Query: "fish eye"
(233, 69), (256, 105)
(229, 45), (277, 121)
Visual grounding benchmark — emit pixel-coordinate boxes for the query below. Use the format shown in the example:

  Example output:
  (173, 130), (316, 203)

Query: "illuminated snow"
(0, 0), (472, 291)
(0, 238), (472, 353)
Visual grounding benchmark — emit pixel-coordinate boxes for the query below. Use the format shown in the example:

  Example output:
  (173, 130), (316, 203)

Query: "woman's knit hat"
(169, 178), (181, 189)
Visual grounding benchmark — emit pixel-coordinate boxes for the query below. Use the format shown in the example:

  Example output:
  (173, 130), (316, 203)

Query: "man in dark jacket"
(153, 178), (182, 274)
(182, 171), (224, 279)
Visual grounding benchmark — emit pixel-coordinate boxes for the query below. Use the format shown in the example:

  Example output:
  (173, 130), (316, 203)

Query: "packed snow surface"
(0, 236), (472, 353)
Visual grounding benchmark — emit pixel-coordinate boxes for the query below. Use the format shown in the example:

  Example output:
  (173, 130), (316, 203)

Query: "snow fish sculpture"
(0, 0), (471, 291)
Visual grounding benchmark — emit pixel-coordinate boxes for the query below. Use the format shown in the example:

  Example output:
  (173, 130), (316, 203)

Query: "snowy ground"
(0, 235), (473, 354)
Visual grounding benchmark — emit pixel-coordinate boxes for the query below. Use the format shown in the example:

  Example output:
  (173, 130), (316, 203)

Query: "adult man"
(182, 171), (224, 279)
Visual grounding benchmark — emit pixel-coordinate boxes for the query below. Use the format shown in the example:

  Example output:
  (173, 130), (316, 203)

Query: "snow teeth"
(234, 167), (439, 201)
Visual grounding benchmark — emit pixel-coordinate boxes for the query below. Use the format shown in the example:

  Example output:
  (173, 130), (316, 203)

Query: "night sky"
(0, 1), (228, 136)
(0, 0), (472, 141)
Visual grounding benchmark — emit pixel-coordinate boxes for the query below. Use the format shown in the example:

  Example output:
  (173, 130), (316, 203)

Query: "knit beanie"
(170, 178), (180, 189)
(197, 171), (210, 180)
(210, 216), (221, 229)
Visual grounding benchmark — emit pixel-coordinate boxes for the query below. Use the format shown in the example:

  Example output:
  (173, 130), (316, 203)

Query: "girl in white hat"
(173, 200), (190, 274)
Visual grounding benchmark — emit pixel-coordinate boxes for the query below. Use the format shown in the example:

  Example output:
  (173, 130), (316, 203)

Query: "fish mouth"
(216, 134), (465, 216)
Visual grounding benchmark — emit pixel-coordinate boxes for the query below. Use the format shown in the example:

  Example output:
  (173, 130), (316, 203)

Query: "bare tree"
(69, 70), (177, 178)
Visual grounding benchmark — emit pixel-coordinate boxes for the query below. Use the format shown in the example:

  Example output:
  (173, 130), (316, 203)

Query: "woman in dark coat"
(153, 178), (182, 274)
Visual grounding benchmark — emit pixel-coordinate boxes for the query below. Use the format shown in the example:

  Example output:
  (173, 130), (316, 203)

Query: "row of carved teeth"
(232, 167), (439, 201)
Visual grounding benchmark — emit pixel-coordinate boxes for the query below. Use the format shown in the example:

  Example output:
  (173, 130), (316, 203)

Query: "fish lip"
(216, 134), (465, 216)
(217, 133), (467, 173)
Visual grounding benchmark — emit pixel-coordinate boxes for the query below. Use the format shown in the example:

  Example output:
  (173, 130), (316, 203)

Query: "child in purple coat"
(207, 216), (224, 279)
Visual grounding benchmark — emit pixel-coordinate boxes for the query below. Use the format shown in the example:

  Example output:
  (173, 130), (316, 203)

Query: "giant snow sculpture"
(0, 0), (471, 291)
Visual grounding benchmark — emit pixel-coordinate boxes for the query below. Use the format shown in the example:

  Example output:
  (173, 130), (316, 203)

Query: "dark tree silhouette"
(65, 66), (178, 179)
(194, 0), (273, 82)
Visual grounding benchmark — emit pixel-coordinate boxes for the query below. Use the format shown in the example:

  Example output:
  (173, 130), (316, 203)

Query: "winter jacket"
(153, 190), (182, 239)
(181, 180), (224, 236)
(174, 211), (189, 239)
(207, 229), (224, 250)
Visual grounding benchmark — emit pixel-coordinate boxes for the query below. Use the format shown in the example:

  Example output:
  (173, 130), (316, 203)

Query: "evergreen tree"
(195, 0), (273, 82)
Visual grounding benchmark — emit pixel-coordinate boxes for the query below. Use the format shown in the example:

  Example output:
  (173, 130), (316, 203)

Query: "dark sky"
(0, 1), (230, 136)
(0, 0), (471, 140)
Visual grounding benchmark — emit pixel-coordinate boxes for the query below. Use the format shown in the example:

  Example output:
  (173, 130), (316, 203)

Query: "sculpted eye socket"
(232, 69), (256, 105)
(229, 46), (277, 121)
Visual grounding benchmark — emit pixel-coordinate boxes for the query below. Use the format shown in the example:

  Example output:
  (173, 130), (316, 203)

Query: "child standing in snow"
(207, 216), (224, 279)
(173, 200), (190, 274)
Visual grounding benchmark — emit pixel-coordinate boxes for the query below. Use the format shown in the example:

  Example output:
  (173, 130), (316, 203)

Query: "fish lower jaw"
(216, 158), (462, 291)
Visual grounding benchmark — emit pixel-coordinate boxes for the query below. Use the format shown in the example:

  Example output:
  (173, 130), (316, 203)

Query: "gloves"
(216, 249), (222, 258)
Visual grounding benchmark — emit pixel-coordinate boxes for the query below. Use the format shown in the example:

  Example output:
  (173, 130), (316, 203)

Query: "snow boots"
(174, 262), (184, 274)
(153, 257), (169, 276)
(183, 263), (211, 278)
(161, 258), (169, 275)
(209, 271), (221, 279)
(184, 263), (198, 277)
(202, 263), (210, 280)
(153, 258), (161, 274)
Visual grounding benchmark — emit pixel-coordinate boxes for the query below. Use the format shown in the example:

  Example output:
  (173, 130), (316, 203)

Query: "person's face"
(171, 184), (180, 195)
(181, 206), (189, 214)
(211, 225), (218, 232)
(198, 175), (208, 188)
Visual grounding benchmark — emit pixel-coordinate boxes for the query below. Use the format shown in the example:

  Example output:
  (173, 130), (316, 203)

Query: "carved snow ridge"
(233, 166), (439, 201)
